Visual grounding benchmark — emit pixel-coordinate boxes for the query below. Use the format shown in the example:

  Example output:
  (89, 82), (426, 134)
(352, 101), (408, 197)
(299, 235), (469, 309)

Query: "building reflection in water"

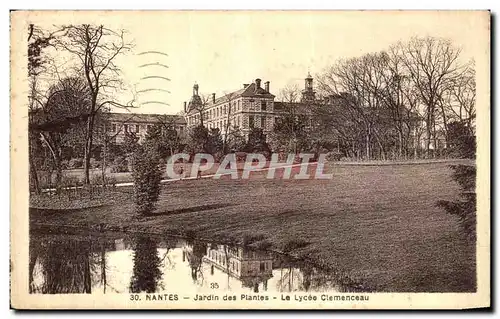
(29, 233), (340, 294)
(201, 244), (273, 293)
(182, 239), (207, 284)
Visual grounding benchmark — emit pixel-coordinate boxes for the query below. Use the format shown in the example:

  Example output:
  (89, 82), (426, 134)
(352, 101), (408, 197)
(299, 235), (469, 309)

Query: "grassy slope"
(31, 162), (476, 292)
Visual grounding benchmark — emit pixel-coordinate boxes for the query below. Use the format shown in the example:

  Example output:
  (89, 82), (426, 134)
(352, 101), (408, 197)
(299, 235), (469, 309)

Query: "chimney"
(255, 78), (261, 89)
(264, 81), (270, 92)
(243, 84), (249, 88)
(212, 93), (216, 104)
(184, 101), (187, 112)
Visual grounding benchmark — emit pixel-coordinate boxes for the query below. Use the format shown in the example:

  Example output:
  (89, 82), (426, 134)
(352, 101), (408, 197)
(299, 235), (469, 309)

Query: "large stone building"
(183, 74), (319, 138)
(106, 112), (186, 144)
(203, 244), (273, 292)
(184, 79), (276, 136)
(105, 74), (318, 145)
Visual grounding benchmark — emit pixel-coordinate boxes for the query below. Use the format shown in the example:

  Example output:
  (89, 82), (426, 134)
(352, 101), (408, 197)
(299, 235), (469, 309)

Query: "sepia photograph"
(9, 10), (490, 310)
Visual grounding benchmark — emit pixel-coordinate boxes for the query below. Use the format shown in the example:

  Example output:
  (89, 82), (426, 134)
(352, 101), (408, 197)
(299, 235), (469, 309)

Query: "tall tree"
(55, 24), (134, 184)
(245, 128), (271, 158)
(130, 236), (162, 293)
(226, 125), (247, 153)
(271, 84), (307, 154)
(30, 77), (91, 191)
(28, 24), (57, 193)
(397, 37), (462, 157)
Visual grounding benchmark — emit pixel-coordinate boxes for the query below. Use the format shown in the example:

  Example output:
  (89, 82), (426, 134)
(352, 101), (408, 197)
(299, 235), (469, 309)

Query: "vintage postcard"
(10, 10), (490, 310)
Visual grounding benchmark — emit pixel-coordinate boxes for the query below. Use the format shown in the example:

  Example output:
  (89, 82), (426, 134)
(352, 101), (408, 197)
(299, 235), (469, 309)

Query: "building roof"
(107, 112), (186, 125)
(212, 82), (275, 105)
(187, 81), (276, 113)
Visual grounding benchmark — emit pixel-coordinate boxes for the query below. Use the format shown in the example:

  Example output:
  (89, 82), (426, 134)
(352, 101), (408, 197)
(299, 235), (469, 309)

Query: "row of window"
(110, 123), (183, 134)
(248, 115), (268, 129)
(188, 100), (270, 125)
(190, 115), (276, 130)
(208, 249), (271, 274)
(210, 250), (240, 273)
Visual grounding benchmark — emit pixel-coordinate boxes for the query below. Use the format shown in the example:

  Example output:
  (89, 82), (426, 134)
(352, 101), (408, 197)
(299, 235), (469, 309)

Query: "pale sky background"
(26, 11), (488, 115)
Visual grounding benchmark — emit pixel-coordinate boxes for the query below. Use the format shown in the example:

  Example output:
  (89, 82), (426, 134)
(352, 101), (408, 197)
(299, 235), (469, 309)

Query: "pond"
(29, 231), (344, 295)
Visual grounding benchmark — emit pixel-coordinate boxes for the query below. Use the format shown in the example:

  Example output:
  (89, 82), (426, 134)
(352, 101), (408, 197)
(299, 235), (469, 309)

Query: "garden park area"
(30, 161), (476, 292)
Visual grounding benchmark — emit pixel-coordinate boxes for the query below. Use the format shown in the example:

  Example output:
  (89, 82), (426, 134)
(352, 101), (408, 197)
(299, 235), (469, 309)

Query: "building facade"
(203, 244), (273, 292)
(106, 112), (186, 144)
(184, 79), (277, 137)
(183, 74), (320, 139)
(104, 74), (318, 145)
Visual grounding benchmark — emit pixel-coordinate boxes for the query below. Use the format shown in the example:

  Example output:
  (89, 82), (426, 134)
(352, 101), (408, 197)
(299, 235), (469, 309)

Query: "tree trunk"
(101, 246), (107, 294)
(365, 128), (370, 160)
(40, 132), (62, 192)
(83, 116), (95, 184)
(29, 149), (40, 194)
(54, 156), (62, 194)
(425, 111), (431, 159)
(101, 139), (107, 186)
(440, 104), (449, 148)
(432, 117), (438, 158)
(398, 130), (403, 160)
(83, 257), (91, 294)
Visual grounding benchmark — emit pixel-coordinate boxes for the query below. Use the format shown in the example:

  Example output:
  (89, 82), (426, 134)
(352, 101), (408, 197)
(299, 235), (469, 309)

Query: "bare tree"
(397, 36), (462, 157)
(317, 54), (390, 160)
(55, 24), (135, 184)
(272, 84), (303, 154)
(443, 60), (476, 132)
(30, 77), (91, 192)
(28, 24), (57, 193)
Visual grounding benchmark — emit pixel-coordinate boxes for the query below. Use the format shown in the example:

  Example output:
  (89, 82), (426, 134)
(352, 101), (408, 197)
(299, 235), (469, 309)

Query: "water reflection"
(203, 243), (273, 293)
(29, 232), (341, 294)
(29, 237), (102, 294)
(130, 237), (162, 293)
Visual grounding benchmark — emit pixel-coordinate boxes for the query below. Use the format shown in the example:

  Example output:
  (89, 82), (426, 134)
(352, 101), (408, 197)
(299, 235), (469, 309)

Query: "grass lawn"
(30, 162), (476, 292)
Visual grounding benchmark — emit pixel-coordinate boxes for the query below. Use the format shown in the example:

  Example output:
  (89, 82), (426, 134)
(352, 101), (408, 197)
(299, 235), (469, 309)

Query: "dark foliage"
(244, 128), (272, 158)
(110, 156), (129, 173)
(436, 165), (476, 240)
(131, 145), (162, 215)
(123, 132), (140, 155)
(36, 239), (93, 294)
(446, 121), (476, 159)
(129, 236), (162, 293)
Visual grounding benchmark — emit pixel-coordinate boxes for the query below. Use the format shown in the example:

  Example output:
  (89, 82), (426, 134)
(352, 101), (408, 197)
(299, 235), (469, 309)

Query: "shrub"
(110, 156), (129, 173)
(325, 150), (342, 161)
(61, 174), (80, 187)
(68, 158), (84, 169)
(61, 160), (69, 170)
(447, 121), (476, 159)
(131, 146), (163, 215)
(90, 158), (101, 169)
(436, 165), (476, 240)
(90, 173), (103, 185)
(104, 176), (117, 188)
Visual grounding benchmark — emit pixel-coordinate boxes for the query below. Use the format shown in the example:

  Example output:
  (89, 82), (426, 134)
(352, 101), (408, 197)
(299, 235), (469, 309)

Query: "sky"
(25, 11), (488, 115)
